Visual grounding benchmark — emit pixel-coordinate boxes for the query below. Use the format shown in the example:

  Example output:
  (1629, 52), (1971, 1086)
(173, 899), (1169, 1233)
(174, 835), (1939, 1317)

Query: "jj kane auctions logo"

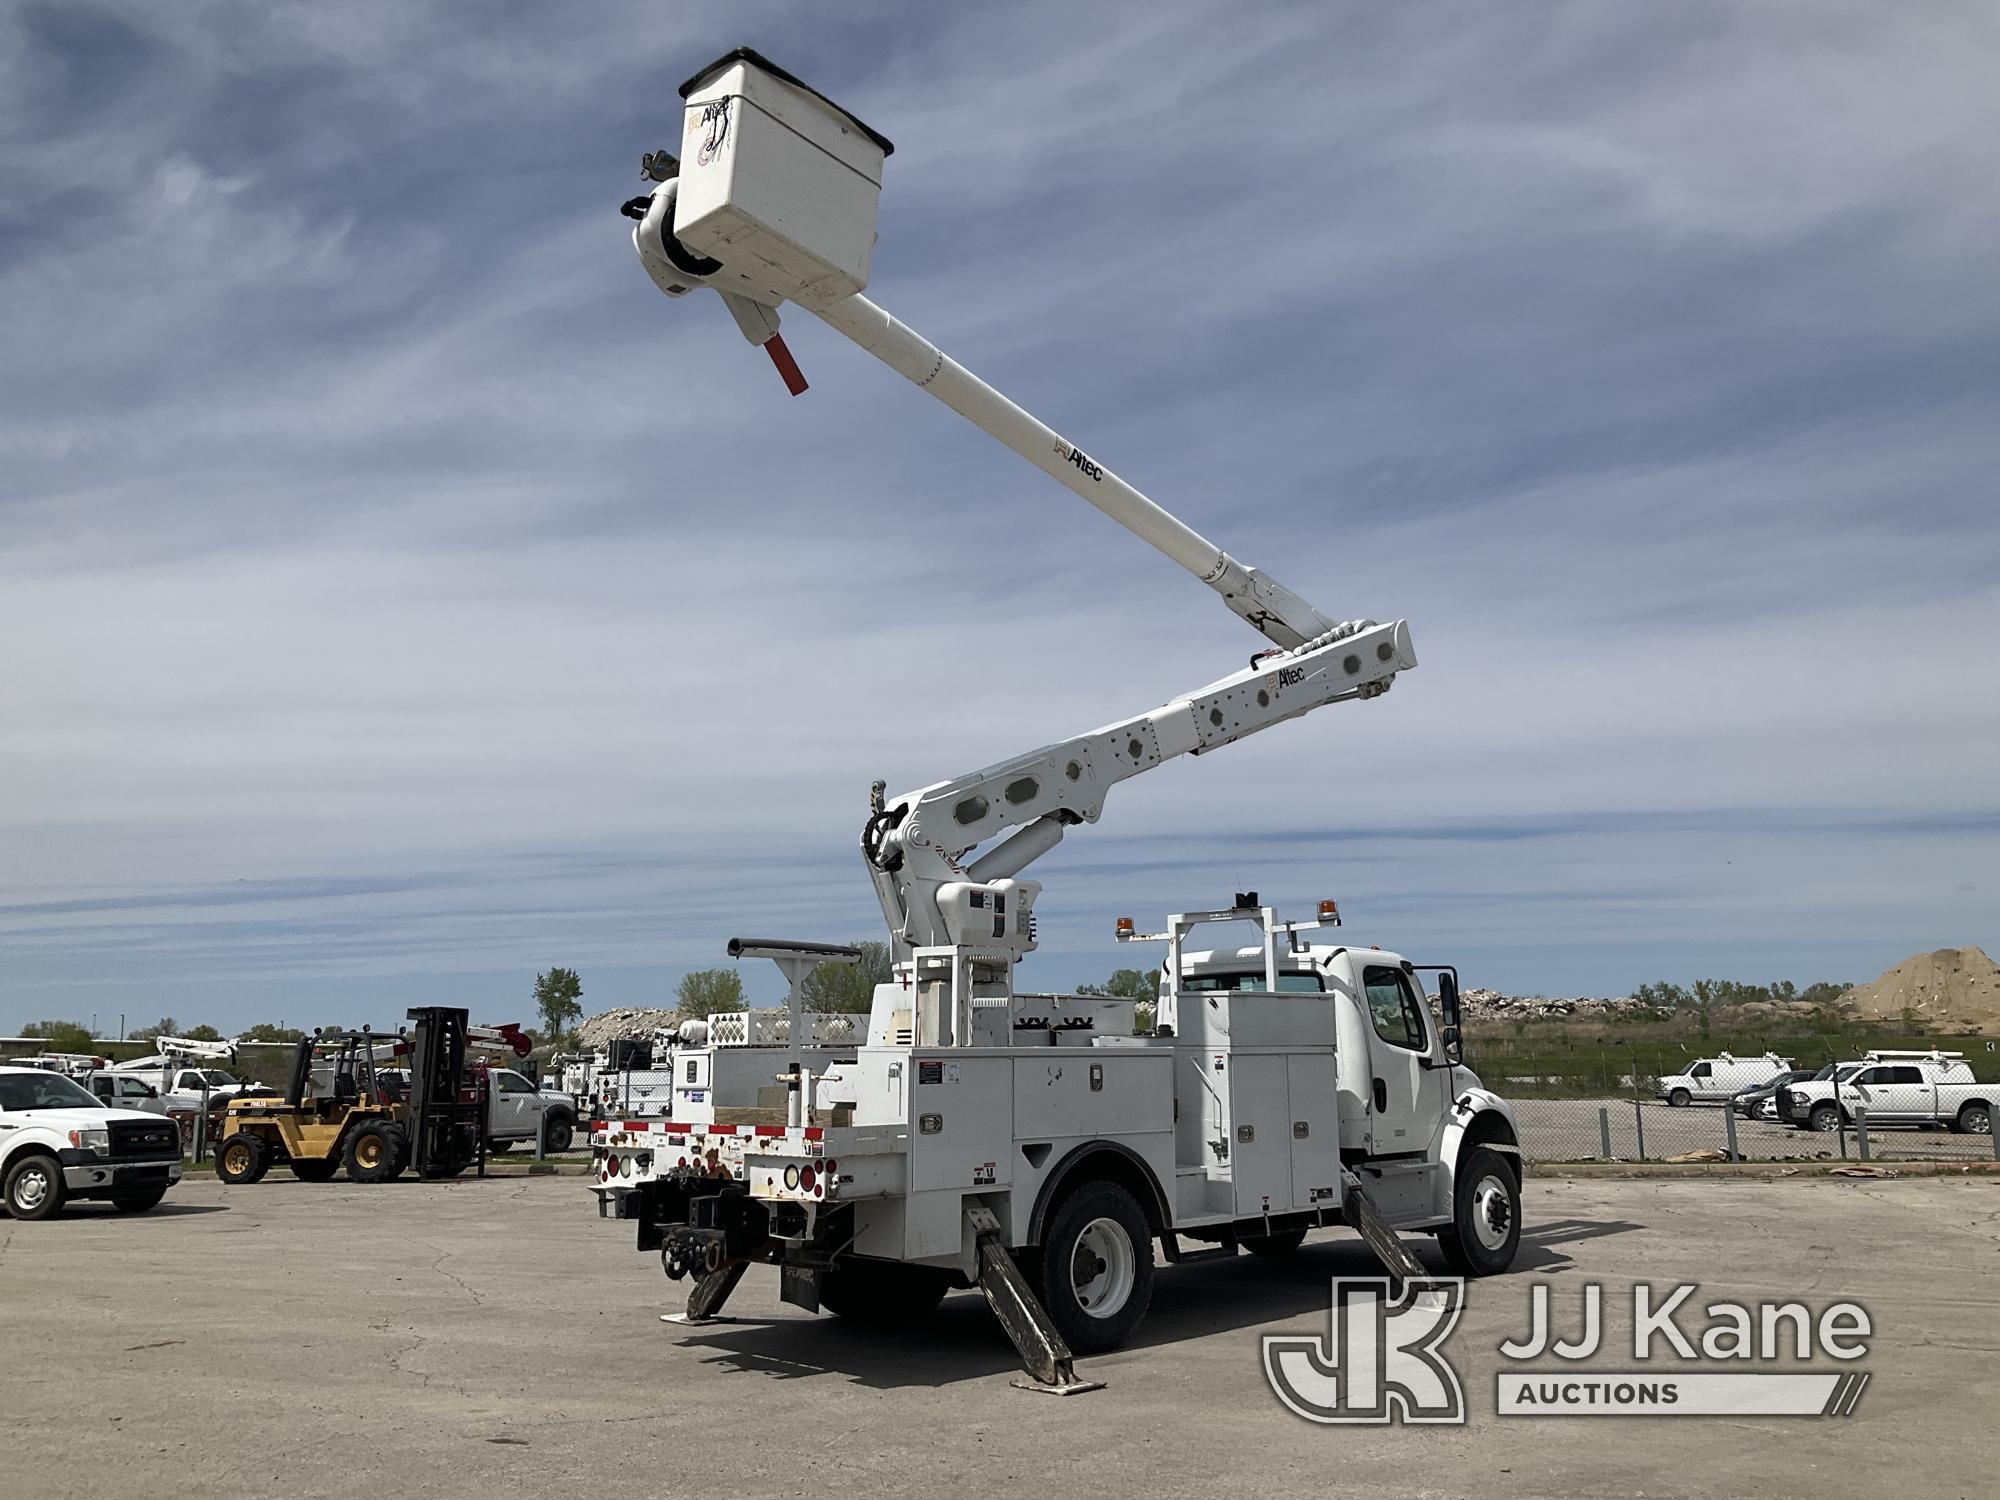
(1264, 1279), (1872, 1423)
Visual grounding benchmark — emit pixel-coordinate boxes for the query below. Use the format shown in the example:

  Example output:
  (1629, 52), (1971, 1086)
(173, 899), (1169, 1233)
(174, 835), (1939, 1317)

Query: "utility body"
(604, 47), (1524, 1384)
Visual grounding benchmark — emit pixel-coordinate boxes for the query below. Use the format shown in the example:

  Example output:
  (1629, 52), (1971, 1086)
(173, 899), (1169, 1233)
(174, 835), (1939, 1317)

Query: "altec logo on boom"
(1263, 1280), (1873, 1424)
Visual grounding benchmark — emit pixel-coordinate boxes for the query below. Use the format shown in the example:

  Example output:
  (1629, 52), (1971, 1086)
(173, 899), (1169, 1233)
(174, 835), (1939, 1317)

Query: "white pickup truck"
(1778, 1051), (1994, 1134)
(0, 1065), (185, 1219)
(377, 1066), (578, 1153)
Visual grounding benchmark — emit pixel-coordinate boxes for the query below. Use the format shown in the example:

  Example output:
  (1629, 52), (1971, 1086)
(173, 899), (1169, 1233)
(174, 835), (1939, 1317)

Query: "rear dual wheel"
(1035, 1180), (1155, 1354)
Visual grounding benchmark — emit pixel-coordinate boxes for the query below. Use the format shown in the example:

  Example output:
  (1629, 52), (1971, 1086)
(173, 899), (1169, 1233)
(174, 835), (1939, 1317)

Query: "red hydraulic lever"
(764, 333), (809, 396)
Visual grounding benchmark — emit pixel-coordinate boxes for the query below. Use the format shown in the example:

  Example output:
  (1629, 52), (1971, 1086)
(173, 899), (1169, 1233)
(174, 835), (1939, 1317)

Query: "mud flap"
(1341, 1167), (1428, 1292)
(966, 1205), (1104, 1396)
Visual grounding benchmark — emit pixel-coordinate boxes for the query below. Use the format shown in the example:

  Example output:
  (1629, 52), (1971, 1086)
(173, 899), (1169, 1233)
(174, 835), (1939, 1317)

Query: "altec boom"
(603, 46), (1523, 1392)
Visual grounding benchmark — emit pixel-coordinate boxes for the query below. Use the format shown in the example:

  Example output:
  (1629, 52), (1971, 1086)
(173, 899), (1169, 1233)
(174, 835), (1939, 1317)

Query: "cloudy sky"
(3, 2), (1995, 1036)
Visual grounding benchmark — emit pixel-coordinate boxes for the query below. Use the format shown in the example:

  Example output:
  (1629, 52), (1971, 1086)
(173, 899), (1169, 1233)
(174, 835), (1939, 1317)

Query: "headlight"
(67, 1127), (110, 1155)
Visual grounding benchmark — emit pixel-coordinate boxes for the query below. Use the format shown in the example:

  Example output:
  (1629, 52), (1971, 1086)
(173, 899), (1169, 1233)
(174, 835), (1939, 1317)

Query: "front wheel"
(1809, 1104), (1842, 1133)
(3, 1153), (66, 1221)
(1667, 1089), (1691, 1108)
(215, 1132), (271, 1185)
(541, 1114), (575, 1154)
(1438, 1146), (1522, 1276)
(1036, 1180), (1155, 1354)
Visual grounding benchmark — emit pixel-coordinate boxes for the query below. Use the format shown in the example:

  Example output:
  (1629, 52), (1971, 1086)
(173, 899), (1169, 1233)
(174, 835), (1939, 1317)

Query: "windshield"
(192, 1069), (238, 1088)
(1181, 972), (1323, 993)
(0, 1072), (102, 1111)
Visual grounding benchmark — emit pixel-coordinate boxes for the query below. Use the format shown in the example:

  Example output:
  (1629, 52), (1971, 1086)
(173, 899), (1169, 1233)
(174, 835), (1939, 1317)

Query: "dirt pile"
(576, 1006), (678, 1052)
(1844, 947), (2000, 1032)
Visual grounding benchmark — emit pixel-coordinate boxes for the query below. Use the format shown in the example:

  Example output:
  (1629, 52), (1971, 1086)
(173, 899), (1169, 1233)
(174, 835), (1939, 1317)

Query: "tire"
(111, 1188), (168, 1213)
(1809, 1104), (1842, 1133)
(1035, 1179), (1155, 1354)
(3, 1153), (67, 1221)
(542, 1114), (575, 1155)
(343, 1121), (408, 1183)
(1241, 1227), (1308, 1256)
(289, 1158), (339, 1183)
(1958, 1102), (1992, 1137)
(1438, 1146), (1523, 1277)
(818, 1258), (951, 1325)
(486, 1140), (518, 1155)
(1667, 1089), (1691, 1108)
(215, 1132), (271, 1185)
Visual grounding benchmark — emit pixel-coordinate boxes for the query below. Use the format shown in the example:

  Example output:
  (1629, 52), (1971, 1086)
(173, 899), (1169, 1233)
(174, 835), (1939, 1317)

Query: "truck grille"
(1775, 1087), (1795, 1118)
(109, 1118), (183, 1159)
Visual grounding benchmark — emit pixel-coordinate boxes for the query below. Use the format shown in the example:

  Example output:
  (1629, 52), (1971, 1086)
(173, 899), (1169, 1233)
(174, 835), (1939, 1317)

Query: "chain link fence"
(1462, 1033), (2000, 1165)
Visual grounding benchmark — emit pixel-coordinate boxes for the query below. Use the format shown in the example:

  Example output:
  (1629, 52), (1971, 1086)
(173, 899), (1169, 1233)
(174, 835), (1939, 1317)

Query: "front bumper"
(59, 1155), (184, 1194)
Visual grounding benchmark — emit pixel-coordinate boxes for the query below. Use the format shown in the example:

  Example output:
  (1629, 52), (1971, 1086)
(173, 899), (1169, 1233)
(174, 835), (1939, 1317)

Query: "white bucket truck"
(597, 47), (1524, 1390)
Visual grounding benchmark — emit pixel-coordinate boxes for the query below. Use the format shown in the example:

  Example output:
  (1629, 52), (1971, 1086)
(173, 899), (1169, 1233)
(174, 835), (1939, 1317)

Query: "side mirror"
(1436, 971), (1463, 1065)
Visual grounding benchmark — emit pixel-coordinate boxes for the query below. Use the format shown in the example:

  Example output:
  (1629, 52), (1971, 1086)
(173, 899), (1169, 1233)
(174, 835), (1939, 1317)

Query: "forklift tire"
(1438, 1146), (1522, 1277)
(344, 1122), (408, 1183)
(215, 1132), (271, 1185)
(1242, 1228), (1309, 1256)
(1037, 1179), (1155, 1354)
(289, 1158), (339, 1183)
(819, 1259), (951, 1325)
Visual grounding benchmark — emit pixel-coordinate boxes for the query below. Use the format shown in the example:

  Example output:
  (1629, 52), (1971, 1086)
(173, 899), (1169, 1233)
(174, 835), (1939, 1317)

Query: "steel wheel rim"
(357, 1137), (383, 1168)
(1470, 1173), (1513, 1251)
(1072, 1217), (1136, 1319)
(1811, 1110), (1839, 1131)
(14, 1164), (51, 1209)
(1968, 1108), (1990, 1134)
(224, 1143), (251, 1175)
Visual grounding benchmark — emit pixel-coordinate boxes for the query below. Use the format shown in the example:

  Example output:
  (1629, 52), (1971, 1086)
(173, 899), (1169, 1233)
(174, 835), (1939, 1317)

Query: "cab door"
(488, 1070), (533, 1138)
(1361, 966), (1439, 1157)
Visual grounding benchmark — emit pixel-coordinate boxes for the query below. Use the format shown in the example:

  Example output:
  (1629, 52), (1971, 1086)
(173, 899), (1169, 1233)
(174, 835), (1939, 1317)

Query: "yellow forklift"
(214, 1006), (486, 1185)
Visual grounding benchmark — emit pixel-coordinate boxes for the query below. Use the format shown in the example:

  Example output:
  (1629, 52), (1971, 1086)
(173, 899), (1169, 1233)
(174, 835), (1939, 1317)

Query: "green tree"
(1076, 968), (1162, 1034)
(20, 1019), (94, 1053)
(241, 1022), (307, 1044)
(182, 1023), (224, 1042)
(132, 1017), (179, 1042)
(533, 966), (585, 1046)
(675, 967), (745, 1019)
(803, 941), (894, 1013)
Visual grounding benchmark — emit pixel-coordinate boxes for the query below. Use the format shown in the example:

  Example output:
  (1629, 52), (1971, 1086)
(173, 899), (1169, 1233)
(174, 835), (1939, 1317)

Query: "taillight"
(799, 1164), (817, 1194)
(605, 1154), (620, 1177)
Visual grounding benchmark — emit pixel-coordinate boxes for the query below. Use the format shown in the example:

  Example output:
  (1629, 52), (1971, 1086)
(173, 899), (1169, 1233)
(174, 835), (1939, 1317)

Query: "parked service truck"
(1655, 1051), (1794, 1107)
(595, 48), (1525, 1389)
(1779, 1051), (1993, 1134)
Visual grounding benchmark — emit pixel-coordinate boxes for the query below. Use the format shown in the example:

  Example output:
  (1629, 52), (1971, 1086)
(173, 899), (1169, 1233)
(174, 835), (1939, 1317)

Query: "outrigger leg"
(965, 1205), (1104, 1396)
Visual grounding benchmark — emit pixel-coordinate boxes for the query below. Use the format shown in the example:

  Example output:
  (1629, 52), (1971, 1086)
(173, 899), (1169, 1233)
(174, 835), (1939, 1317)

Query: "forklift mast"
(404, 1007), (486, 1178)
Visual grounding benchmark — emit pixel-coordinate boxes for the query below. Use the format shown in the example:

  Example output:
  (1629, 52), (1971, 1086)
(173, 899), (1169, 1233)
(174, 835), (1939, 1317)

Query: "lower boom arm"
(865, 617), (1415, 955)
